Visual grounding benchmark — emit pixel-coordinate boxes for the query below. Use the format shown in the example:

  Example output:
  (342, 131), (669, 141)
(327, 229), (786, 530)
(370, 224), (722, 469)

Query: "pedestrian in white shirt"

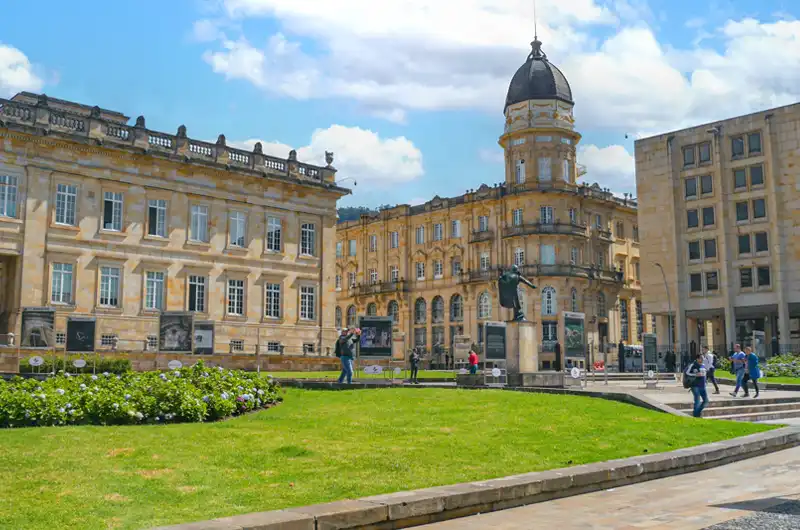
(702, 345), (720, 394)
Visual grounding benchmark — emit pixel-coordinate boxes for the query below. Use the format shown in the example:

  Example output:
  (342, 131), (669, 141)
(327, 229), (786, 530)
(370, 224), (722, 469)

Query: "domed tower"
(499, 37), (580, 189)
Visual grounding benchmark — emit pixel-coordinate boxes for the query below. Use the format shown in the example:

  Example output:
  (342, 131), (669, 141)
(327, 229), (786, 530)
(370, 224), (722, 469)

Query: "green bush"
(0, 360), (281, 428)
(19, 356), (131, 374)
(763, 354), (800, 378)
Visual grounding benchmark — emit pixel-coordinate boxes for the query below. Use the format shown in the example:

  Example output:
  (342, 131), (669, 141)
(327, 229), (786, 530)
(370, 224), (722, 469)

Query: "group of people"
(685, 343), (762, 417)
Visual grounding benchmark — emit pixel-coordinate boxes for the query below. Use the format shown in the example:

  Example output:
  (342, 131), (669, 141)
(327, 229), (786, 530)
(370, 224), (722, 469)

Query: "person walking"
(409, 348), (421, 384)
(702, 345), (720, 394)
(336, 327), (360, 384)
(468, 348), (479, 375)
(740, 346), (761, 398)
(729, 344), (747, 397)
(686, 352), (709, 417)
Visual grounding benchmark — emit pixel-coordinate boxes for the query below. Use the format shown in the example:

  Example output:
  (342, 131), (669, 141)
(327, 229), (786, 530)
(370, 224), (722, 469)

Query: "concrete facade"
(635, 102), (800, 352)
(0, 92), (348, 356)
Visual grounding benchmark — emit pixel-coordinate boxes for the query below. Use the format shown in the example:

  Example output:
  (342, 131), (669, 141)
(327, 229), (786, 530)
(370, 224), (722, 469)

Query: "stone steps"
(699, 403), (800, 418)
(668, 396), (800, 410)
(668, 396), (800, 422)
(712, 409), (800, 422)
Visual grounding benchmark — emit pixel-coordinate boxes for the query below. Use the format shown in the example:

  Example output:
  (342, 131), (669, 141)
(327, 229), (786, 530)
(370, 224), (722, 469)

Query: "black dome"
(504, 38), (573, 112)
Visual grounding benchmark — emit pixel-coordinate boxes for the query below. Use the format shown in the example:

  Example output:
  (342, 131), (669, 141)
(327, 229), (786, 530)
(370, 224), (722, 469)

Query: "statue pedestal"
(505, 320), (537, 373)
(392, 332), (406, 360)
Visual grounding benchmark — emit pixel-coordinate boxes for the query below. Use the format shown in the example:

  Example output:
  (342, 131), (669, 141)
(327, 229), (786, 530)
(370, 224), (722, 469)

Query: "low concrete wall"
(716, 377), (800, 392)
(152, 426), (800, 530)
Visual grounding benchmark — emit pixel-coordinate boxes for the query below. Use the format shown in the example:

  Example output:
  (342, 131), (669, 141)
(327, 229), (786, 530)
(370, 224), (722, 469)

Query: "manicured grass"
(0, 388), (774, 530)
(717, 375), (800, 386)
(268, 369), (452, 380)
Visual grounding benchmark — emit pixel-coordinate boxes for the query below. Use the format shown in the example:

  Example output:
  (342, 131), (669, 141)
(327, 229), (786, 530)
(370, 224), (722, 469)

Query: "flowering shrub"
(19, 357), (131, 374)
(0, 361), (281, 428)
(717, 353), (799, 378)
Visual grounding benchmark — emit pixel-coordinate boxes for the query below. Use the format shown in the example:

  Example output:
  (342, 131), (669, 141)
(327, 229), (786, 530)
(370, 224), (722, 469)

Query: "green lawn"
(717, 375), (800, 385)
(268, 369), (452, 380)
(0, 388), (773, 530)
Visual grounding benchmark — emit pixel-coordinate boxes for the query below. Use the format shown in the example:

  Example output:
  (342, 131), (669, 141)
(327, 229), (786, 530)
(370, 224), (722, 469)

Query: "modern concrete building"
(335, 38), (648, 369)
(0, 92), (348, 355)
(635, 102), (800, 353)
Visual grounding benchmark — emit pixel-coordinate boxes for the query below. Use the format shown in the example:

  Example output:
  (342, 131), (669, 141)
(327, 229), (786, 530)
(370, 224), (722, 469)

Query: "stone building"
(335, 38), (648, 369)
(0, 92), (348, 355)
(636, 102), (800, 353)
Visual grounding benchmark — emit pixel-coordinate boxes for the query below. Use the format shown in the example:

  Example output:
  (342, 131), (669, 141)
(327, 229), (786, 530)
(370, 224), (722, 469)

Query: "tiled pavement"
(419, 446), (800, 530)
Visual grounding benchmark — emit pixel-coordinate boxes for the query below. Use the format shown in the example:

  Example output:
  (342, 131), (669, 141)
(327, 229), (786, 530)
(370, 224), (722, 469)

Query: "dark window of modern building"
(706, 271), (719, 291)
(748, 132), (762, 155)
(752, 198), (766, 219)
(750, 164), (764, 186)
(702, 207), (715, 226)
(740, 268), (753, 288)
(683, 146), (695, 167)
(688, 241), (700, 260)
(734, 169), (747, 189)
(687, 209), (699, 229)
(704, 239), (717, 259)
(690, 273), (703, 293)
(754, 232), (769, 252)
(685, 177), (697, 199)
(735, 201), (749, 222)
(757, 266), (771, 287)
(732, 136), (745, 158)
(700, 175), (713, 194)
(738, 234), (751, 255)
(698, 142), (711, 164)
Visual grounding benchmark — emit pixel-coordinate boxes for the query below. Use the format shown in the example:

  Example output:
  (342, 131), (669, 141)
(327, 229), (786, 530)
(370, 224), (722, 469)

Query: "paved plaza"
(419, 446), (800, 530)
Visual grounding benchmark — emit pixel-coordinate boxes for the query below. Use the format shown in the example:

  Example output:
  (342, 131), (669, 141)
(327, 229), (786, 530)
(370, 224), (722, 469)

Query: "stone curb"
(716, 378), (800, 391)
(151, 426), (800, 530)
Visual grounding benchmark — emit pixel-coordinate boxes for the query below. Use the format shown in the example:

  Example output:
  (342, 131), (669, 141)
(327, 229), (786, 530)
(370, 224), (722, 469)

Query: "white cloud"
(231, 124), (424, 186)
(478, 148), (504, 164)
(0, 44), (44, 97)
(408, 197), (427, 206)
(192, 19), (225, 42)
(369, 108), (407, 125)
(578, 144), (635, 195)
(198, 3), (800, 134)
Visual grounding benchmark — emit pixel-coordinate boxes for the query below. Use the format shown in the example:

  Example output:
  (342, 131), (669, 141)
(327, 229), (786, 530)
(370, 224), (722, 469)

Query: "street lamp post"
(654, 263), (673, 369)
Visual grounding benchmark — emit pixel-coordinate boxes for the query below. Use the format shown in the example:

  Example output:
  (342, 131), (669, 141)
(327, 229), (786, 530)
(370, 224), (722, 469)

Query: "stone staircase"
(668, 396), (800, 423)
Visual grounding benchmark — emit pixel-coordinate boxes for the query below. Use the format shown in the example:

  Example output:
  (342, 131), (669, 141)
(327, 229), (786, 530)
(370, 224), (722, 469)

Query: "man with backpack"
(702, 345), (720, 394)
(685, 352), (709, 417)
(335, 328), (360, 384)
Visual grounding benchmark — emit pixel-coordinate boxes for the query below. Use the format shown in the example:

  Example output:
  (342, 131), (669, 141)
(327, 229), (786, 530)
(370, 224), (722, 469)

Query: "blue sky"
(1, 0), (798, 208)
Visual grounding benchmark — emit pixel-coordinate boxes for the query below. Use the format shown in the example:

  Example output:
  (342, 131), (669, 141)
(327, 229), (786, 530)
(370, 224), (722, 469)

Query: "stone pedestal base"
(506, 320), (537, 373)
(392, 332), (406, 360)
(507, 372), (572, 387)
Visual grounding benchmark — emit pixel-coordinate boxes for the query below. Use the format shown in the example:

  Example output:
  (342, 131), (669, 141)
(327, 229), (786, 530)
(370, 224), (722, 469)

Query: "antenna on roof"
(533, 0), (538, 40)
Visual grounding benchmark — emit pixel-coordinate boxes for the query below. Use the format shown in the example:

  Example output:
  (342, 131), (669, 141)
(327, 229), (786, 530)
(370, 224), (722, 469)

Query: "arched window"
(449, 294), (463, 321)
(597, 292), (607, 318)
(335, 306), (342, 329)
(346, 305), (357, 327)
(387, 300), (399, 323)
(366, 302), (377, 316)
(414, 298), (427, 324)
(541, 287), (556, 316)
(432, 296), (445, 323)
(478, 292), (491, 320)
(571, 288), (579, 312)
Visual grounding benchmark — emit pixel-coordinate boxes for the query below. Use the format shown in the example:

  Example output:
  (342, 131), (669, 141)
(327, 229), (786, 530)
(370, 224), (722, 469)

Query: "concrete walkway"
(419, 446), (800, 529)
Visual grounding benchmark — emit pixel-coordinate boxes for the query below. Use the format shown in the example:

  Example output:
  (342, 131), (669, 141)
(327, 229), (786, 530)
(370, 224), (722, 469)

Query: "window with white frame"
(541, 286), (557, 316)
(0, 175), (18, 218)
(416, 226), (425, 244)
(515, 159), (525, 184)
(189, 204), (209, 242)
(369, 234), (377, 252)
(99, 266), (120, 307)
(102, 191), (123, 232)
(388, 300), (399, 322)
(512, 208), (523, 226)
(264, 282), (281, 319)
(267, 341), (282, 353)
(266, 216), (282, 251)
(514, 247), (525, 266)
(55, 183), (78, 226)
(478, 292), (491, 319)
(478, 216), (489, 232)
(188, 275), (206, 312)
(451, 220), (461, 238)
(369, 268), (378, 284)
(434, 259), (443, 278)
(538, 157), (552, 181)
(336, 241), (343, 257)
(145, 271), (164, 310)
(569, 208), (577, 224)
(51, 263), (73, 304)
(480, 252), (490, 271)
(300, 285), (316, 320)
(390, 231), (399, 248)
(348, 271), (356, 288)
(390, 265), (399, 282)
(562, 159), (571, 182)
(228, 211), (247, 247)
(571, 288), (579, 312)
(451, 259), (462, 276)
(512, 137), (526, 146)
(348, 239), (357, 256)
(147, 199), (167, 237)
(540, 244), (555, 265)
(540, 206), (554, 224)
(570, 247), (578, 265)
(335, 274), (342, 290)
(542, 321), (557, 342)
(416, 261), (425, 280)
(227, 278), (245, 316)
(300, 223), (316, 256)
(433, 223), (443, 241)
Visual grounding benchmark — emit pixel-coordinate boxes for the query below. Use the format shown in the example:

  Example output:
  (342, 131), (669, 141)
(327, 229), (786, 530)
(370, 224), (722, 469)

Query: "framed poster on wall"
(21, 308), (55, 348)
(563, 312), (586, 359)
(66, 317), (96, 352)
(159, 312), (194, 353)
(194, 320), (214, 355)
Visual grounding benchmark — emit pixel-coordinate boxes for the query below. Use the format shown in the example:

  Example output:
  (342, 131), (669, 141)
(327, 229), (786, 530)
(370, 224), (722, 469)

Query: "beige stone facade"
(0, 92), (348, 356)
(635, 102), (800, 353)
(335, 39), (648, 369)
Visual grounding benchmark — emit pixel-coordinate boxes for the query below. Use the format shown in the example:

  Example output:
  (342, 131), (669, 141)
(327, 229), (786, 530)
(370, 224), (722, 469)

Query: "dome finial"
(529, 37), (545, 60)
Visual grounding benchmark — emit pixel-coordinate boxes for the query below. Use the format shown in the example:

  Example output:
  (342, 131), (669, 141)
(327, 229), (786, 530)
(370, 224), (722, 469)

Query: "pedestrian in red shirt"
(468, 349), (479, 375)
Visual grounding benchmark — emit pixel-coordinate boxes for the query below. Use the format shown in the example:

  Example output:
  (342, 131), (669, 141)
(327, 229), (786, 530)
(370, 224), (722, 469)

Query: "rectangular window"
(51, 263), (73, 304)
(101, 334), (117, 347)
(748, 132), (762, 155)
(369, 269), (378, 284)
(264, 283), (281, 319)
(702, 207), (715, 227)
(335, 274), (342, 290)
(633, 225), (639, 242)
(189, 204), (209, 242)
(56, 332), (66, 345)
(700, 174), (713, 195)
(512, 137), (526, 146)
(147, 199), (167, 237)
(266, 216), (282, 251)
(451, 260), (461, 276)
(347, 272), (356, 288)
(540, 244), (556, 265)
(570, 247), (578, 265)
(562, 159), (570, 182)
(682, 146), (695, 167)
(416, 262), (425, 280)
(703, 239), (717, 259)
(390, 265), (399, 282)
(754, 232), (768, 253)
(390, 231), (399, 248)
(735, 201), (749, 222)
(540, 206), (554, 224)
(750, 165), (764, 186)
(688, 241), (700, 261)
(706, 271), (719, 291)
(480, 252), (490, 271)
(99, 266), (120, 307)
(55, 183), (78, 226)
(369, 234), (377, 251)
(434, 260), (443, 279)
(300, 285), (316, 320)
(634, 262), (641, 280)
(188, 275), (206, 312)
(615, 221), (625, 238)
(227, 279), (244, 316)
(757, 266), (771, 287)
(145, 271), (164, 310)
(740, 268), (753, 289)
(512, 208), (523, 226)
(738, 234), (751, 255)
(732, 136), (745, 158)
(102, 191), (123, 231)
(416, 226), (425, 244)
(348, 239), (357, 256)
(690, 273), (703, 293)
(561, 137), (572, 145)
(620, 299), (629, 343)
(687, 209), (699, 229)
(230, 340), (244, 352)
(515, 159), (525, 184)
(451, 220), (461, 238)
(479, 216), (489, 232)
(752, 198), (766, 219)
(267, 341), (281, 353)
(594, 214), (602, 229)
(537, 135), (552, 142)
(597, 252), (605, 268)
(542, 322), (557, 342)
(228, 211), (247, 247)
(698, 142), (711, 164)
(538, 157), (552, 181)
(684, 177), (697, 199)
(569, 208), (577, 224)
(433, 223), (443, 241)
(300, 223), (316, 256)
(336, 242), (343, 257)
(734, 169), (747, 190)
(0, 175), (18, 218)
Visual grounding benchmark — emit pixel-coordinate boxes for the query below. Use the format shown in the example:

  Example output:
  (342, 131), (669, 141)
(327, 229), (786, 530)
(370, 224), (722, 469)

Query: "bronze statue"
(498, 265), (536, 321)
